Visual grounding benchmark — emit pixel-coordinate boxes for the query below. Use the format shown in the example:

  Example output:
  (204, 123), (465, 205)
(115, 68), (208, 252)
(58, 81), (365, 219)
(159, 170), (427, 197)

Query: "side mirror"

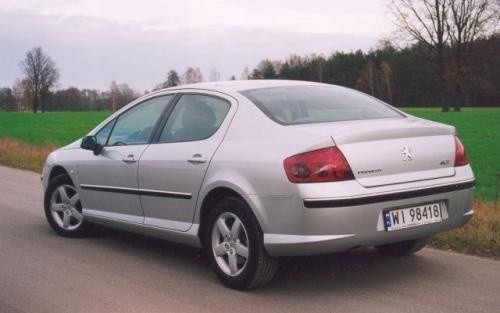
(81, 135), (103, 156)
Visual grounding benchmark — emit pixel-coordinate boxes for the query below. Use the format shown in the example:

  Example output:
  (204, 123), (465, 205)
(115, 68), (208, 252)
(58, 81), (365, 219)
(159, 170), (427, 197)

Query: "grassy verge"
(431, 199), (499, 258)
(0, 139), (54, 172)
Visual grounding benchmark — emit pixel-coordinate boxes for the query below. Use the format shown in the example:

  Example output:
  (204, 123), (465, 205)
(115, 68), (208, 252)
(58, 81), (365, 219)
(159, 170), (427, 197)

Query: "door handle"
(122, 154), (137, 163)
(187, 153), (207, 164)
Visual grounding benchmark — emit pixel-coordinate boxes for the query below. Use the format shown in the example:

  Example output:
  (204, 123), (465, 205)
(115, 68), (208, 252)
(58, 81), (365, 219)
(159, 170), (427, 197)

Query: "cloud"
(0, 2), (390, 91)
(2, 0), (392, 35)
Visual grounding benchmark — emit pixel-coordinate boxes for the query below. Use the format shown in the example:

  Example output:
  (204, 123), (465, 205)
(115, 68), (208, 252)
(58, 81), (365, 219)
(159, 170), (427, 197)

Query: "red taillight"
(284, 147), (354, 183)
(454, 136), (469, 167)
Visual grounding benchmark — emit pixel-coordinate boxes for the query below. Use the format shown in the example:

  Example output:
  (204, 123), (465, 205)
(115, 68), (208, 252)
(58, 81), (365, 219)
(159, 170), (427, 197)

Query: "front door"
(138, 93), (234, 231)
(77, 95), (174, 223)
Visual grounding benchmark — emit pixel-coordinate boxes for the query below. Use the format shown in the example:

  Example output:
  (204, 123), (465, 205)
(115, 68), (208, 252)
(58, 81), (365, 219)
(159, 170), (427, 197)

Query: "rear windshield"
(240, 85), (403, 125)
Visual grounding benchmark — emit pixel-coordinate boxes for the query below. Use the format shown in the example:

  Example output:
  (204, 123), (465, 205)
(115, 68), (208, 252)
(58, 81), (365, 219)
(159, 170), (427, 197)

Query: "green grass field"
(404, 108), (500, 202)
(0, 108), (499, 201)
(0, 111), (111, 147)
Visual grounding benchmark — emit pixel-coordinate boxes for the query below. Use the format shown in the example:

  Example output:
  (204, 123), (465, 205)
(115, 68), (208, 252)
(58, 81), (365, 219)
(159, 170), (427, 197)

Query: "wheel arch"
(49, 165), (70, 183)
(197, 186), (264, 246)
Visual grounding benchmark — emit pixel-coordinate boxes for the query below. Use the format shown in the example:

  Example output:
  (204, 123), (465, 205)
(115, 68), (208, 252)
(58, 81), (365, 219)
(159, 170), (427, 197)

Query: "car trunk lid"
(293, 117), (456, 187)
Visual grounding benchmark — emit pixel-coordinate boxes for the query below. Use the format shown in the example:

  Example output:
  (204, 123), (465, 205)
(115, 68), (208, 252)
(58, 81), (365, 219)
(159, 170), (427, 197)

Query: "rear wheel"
(204, 196), (278, 289)
(375, 237), (430, 257)
(44, 174), (89, 237)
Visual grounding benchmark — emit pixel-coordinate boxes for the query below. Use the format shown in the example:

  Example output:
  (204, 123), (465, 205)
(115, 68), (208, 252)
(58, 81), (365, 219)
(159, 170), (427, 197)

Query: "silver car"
(42, 80), (475, 289)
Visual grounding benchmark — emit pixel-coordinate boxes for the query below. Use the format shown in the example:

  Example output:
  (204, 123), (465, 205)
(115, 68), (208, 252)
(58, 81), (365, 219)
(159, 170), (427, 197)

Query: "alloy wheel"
(211, 212), (250, 277)
(49, 184), (83, 231)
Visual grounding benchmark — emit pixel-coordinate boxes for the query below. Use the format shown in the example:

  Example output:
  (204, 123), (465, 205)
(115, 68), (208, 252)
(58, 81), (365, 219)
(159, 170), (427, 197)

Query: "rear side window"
(159, 94), (230, 143)
(240, 85), (402, 125)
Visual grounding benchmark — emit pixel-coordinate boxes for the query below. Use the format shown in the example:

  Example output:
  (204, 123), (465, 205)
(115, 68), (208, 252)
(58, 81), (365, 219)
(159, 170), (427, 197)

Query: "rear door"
(77, 95), (174, 222)
(138, 92), (235, 231)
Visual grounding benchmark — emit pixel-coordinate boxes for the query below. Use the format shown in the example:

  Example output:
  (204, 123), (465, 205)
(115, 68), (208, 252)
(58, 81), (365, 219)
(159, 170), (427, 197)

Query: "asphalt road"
(0, 165), (499, 313)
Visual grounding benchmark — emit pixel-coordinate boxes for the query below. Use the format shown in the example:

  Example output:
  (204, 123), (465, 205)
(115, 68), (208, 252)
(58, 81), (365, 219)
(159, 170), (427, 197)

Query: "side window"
(159, 94), (230, 143)
(107, 95), (173, 146)
(95, 119), (115, 145)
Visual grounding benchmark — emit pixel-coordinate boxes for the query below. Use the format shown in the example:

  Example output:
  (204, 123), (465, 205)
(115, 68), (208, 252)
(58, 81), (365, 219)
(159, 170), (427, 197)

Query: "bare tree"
(153, 70), (182, 91)
(253, 60), (279, 79)
(448, 0), (498, 57)
(390, 0), (498, 111)
(183, 67), (204, 84)
(357, 60), (377, 96)
(19, 47), (59, 113)
(166, 70), (181, 87)
(209, 67), (221, 82)
(380, 61), (393, 105)
(109, 81), (119, 111)
(445, 0), (499, 110)
(240, 66), (251, 80)
(249, 68), (263, 79)
(11, 78), (33, 111)
(391, 0), (450, 110)
(0, 87), (16, 111)
(12, 79), (24, 111)
(108, 81), (139, 111)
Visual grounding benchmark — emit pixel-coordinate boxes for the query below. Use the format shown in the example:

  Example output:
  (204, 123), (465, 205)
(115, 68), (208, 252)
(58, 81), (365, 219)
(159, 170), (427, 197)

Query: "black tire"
(375, 237), (430, 257)
(203, 196), (278, 290)
(44, 174), (90, 237)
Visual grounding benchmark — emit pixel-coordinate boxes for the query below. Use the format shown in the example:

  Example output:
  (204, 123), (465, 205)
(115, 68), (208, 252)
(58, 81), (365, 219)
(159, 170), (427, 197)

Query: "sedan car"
(42, 80), (475, 289)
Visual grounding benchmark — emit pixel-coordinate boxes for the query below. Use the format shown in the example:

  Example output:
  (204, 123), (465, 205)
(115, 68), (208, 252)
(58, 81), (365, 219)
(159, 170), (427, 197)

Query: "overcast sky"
(0, 0), (394, 91)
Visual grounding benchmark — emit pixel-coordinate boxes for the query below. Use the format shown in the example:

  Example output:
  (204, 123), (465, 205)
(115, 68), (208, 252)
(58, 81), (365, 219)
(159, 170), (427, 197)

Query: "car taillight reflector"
(284, 147), (354, 183)
(454, 136), (469, 167)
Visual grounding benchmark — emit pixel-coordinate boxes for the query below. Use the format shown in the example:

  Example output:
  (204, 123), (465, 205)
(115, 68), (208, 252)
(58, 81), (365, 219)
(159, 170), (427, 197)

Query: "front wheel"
(375, 237), (430, 257)
(204, 197), (278, 290)
(44, 174), (90, 237)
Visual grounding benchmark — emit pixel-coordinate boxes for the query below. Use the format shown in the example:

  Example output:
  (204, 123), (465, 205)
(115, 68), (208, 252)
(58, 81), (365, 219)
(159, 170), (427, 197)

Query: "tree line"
(247, 35), (499, 108)
(0, 61), (218, 112)
(0, 0), (497, 113)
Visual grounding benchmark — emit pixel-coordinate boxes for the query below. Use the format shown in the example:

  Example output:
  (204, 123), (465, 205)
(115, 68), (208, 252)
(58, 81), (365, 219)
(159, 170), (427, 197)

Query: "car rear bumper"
(257, 181), (475, 257)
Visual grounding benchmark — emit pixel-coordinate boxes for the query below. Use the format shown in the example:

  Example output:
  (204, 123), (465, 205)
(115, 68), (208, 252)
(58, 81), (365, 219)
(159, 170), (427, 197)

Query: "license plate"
(383, 202), (444, 231)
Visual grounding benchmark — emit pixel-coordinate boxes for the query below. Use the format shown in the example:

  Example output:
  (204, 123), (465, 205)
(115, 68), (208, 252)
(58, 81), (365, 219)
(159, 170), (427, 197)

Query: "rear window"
(240, 85), (403, 125)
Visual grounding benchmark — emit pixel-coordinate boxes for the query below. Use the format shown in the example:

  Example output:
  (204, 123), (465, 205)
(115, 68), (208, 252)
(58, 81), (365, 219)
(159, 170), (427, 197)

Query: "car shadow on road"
(48, 224), (445, 294)
(262, 248), (442, 296)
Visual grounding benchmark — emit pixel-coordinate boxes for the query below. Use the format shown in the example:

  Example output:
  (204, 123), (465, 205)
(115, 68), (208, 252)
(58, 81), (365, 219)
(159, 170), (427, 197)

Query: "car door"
(77, 95), (174, 223)
(138, 92), (235, 231)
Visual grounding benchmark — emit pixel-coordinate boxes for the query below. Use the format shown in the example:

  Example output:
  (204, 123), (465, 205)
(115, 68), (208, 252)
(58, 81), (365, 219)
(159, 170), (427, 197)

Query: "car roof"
(155, 80), (326, 94)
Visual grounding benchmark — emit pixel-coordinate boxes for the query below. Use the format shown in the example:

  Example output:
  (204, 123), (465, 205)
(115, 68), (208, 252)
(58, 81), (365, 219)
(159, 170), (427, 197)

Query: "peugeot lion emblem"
(401, 146), (413, 161)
